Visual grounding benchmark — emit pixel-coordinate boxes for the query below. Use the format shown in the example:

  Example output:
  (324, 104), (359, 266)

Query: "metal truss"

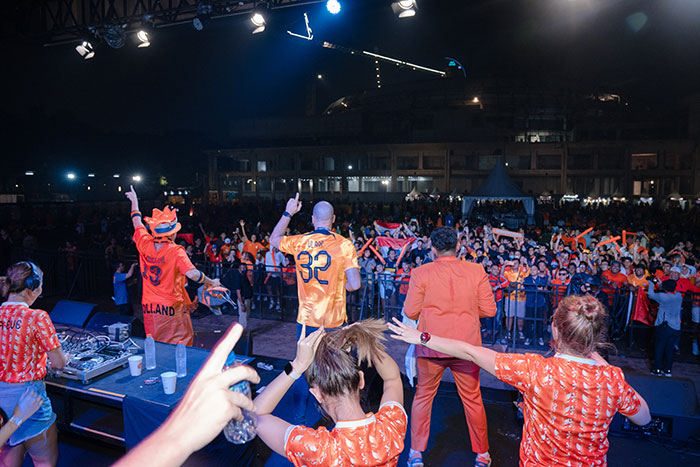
(6, 0), (324, 45)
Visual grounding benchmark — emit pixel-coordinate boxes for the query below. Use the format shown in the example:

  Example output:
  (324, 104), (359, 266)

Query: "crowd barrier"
(9, 249), (699, 362)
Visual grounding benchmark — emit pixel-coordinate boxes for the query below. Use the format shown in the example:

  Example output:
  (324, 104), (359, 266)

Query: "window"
(257, 177), (271, 191)
(567, 154), (593, 170)
(323, 157), (335, 171)
(450, 154), (474, 170)
(257, 160), (267, 172)
(361, 177), (390, 192)
(536, 154), (561, 170)
(348, 177), (360, 192)
(301, 155), (319, 171)
(369, 156), (391, 170)
(423, 155), (444, 170)
(505, 155), (531, 170)
(477, 155), (498, 170)
(397, 156), (419, 170)
(631, 153), (657, 170)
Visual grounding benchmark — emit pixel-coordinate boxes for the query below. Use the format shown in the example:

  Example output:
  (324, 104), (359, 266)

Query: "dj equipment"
(53, 326), (134, 384)
(50, 300), (97, 328)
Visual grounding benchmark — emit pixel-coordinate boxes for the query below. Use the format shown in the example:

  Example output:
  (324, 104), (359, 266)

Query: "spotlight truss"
(10, 1), (327, 46)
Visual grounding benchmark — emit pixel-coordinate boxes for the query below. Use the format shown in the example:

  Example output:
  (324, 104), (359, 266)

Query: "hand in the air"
(292, 322), (325, 373)
(125, 185), (138, 205)
(387, 317), (422, 345)
(285, 193), (302, 216)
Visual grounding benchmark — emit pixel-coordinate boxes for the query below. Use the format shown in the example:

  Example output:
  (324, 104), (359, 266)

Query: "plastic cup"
(161, 371), (177, 395)
(128, 356), (143, 376)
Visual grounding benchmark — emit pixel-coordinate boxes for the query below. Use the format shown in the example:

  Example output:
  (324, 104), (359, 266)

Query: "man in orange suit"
(404, 227), (496, 467)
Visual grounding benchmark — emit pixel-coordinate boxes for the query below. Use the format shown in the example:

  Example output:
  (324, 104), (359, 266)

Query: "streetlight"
(347, 165), (353, 170)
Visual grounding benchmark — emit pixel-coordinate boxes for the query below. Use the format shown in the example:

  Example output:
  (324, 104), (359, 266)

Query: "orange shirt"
(504, 267), (530, 302)
(627, 273), (649, 290)
(279, 229), (359, 328)
(134, 226), (196, 306)
(404, 256), (496, 358)
(0, 302), (61, 383)
(284, 401), (407, 467)
(495, 352), (642, 467)
(602, 271), (628, 289)
(243, 240), (264, 258)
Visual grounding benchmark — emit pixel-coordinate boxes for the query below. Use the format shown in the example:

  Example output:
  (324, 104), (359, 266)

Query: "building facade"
(208, 78), (700, 203)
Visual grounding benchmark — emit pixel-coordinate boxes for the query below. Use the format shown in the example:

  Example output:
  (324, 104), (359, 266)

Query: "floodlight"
(327, 0), (341, 15)
(75, 41), (95, 60)
(132, 175), (142, 182)
(251, 12), (266, 34)
(136, 30), (151, 48)
(113, 174), (120, 178)
(25, 171), (34, 176)
(392, 0), (417, 18)
(88, 173), (96, 177)
(347, 165), (353, 170)
(67, 172), (76, 180)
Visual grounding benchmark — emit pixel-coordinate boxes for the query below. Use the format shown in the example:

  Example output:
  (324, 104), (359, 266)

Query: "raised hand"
(387, 317), (421, 345)
(125, 185), (138, 206)
(285, 193), (302, 216)
(292, 321), (325, 373)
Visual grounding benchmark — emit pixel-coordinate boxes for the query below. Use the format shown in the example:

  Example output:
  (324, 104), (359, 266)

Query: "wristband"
(282, 211), (292, 218)
(284, 362), (301, 380)
(131, 211), (142, 219)
(196, 271), (204, 284)
(9, 415), (23, 427)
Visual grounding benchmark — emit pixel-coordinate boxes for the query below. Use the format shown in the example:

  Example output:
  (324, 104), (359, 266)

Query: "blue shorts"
(0, 380), (56, 446)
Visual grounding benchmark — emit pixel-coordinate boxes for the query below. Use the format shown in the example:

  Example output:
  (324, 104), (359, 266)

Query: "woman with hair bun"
(389, 295), (651, 467)
(0, 262), (70, 466)
(255, 319), (406, 466)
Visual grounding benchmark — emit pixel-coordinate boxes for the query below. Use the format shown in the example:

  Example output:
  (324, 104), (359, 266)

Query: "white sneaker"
(524, 338), (531, 346)
(538, 337), (545, 346)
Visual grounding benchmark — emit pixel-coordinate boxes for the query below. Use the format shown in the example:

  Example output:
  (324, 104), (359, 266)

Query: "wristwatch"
(284, 362), (301, 380)
(282, 211), (292, 218)
(419, 332), (431, 345)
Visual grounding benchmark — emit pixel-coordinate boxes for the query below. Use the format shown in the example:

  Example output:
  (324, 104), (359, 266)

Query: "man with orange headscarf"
(126, 186), (221, 345)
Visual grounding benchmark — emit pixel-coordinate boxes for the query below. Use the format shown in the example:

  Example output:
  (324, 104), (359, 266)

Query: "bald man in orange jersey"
(270, 193), (361, 424)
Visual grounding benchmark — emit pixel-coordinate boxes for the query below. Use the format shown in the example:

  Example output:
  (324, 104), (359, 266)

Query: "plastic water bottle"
(222, 351), (257, 444)
(144, 334), (156, 370)
(176, 341), (187, 377)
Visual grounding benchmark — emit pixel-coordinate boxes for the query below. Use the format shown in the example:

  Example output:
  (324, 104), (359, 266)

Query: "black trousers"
(654, 323), (680, 371)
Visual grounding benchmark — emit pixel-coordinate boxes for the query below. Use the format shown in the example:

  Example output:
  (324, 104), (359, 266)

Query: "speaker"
(49, 300), (97, 328)
(85, 312), (144, 338)
(610, 374), (700, 441)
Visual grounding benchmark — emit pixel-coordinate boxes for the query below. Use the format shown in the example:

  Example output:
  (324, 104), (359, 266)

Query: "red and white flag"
(374, 221), (402, 237)
(375, 236), (415, 257)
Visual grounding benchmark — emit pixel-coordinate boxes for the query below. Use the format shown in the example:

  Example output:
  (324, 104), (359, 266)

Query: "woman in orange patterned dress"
(389, 295), (651, 467)
(254, 319), (406, 467)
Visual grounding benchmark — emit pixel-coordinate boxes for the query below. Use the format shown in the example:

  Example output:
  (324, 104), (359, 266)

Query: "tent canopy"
(462, 163), (535, 221)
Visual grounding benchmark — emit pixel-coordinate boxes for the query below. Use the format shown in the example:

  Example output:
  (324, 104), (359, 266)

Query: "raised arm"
(125, 185), (144, 230)
(375, 347), (403, 407)
(388, 318), (498, 376)
(239, 219), (248, 242)
(125, 263), (137, 280)
(270, 193), (301, 250)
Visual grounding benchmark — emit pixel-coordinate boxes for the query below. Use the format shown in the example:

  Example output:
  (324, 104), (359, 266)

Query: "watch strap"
(9, 415), (23, 427)
(284, 362), (301, 380)
(282, 211), (292, 218)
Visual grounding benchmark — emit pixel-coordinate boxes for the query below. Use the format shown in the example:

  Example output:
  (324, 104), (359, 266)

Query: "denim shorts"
(0, 380), (56, 446)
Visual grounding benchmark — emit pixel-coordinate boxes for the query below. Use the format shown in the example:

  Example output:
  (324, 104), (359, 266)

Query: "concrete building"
(208, 78), (700, 203)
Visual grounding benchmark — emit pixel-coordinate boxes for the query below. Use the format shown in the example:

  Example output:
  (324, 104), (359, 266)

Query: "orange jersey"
(133, 227), (197, 345)
(495, 353), (641, 467)
(279, 229), (359, 328)
(284, 401), (407, 467)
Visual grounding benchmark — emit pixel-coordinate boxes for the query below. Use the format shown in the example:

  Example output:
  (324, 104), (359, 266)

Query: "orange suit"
(404, 255), (496, 454)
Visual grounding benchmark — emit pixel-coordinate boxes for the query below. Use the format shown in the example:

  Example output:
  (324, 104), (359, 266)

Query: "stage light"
(193, 2), (213, 31)
(317, 74), (323, 79)
(327, 0), (341, 15)
(251, 12), (266, 34)
(132, 175), (142, 182)
(136, 30), (151, 48)
(75, 41), (95, 60)
(25, 171), (34, 176)
(67, 172), (76, 180)
(392, 0), (417, 18)
(113, 173), (120, 178)
(88, 173), (96, 178)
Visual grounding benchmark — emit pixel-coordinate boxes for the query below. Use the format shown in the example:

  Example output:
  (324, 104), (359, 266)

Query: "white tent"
(462, 164), (535, 222)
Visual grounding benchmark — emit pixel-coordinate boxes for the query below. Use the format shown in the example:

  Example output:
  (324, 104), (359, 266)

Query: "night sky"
(2, 0), (700, 184)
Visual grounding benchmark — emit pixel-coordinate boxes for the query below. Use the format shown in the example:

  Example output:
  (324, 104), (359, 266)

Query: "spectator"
(648, 278), (683, 377)
(485, 263), (508, 341)
(523, 265), (549, 347)
(503, 258), (529, 343)
(113, 262), (137, 315)
(221, 260), (253, 328)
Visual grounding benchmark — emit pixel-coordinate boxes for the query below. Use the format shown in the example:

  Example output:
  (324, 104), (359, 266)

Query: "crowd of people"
(2, 189), (692, 466)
